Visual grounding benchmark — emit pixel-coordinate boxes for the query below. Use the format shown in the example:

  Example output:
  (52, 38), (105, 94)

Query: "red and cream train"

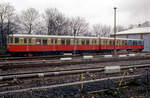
(6, 34), (144, 56)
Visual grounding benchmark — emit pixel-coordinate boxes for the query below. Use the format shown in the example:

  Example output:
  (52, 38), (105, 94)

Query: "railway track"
(0, 52), (148, 61)
(0, 63), (149, 97)
(0, 53), (149, 97)
(0, 54), (78, 61)
(0, 74), (142, 95)
(0, 63), (149, 81)
(0, 54), (150, 70)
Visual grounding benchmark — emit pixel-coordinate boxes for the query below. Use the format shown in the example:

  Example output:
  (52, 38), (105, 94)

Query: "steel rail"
(0, 55), (150, 69)
(0, 74), (141, 95)
(0, 63), (149, 81)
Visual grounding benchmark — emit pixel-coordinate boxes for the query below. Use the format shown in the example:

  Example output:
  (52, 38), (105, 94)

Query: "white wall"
(128, 35), (141, 39)
(143, 34), (150, 51)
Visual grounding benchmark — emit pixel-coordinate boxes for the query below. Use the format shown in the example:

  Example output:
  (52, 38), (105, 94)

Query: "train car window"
(109, 40), (111, 45)
(127, 40), (129, 45)
(109, 40), (112, 45)
(54, 39), (57, 44)
(15, 37), (19, 43)
(107, 40), (109, 45)
(76, 39), (78, 45)
(66, 39), (70, 45)
(43, 39), (47, 45)
(51, 39), (54, 44)
(111, 40), (113, 45)
(133, 41), (137, 45)
(125, 40), (127, 45)
(118, 40), (120, 45)
(131, 40), (133, 45)
(36, 39), (41, 45)
(133, 41), (135, 45)
(137, 41), (140, 45)
(61, 39), (65, 45)
(82, 40), (85, 45)
(140, 41), (143, 45)
(28, 38), (32, 43)
(101, 40), (104, 45)
(24, 38), (27, 44)
(127, 40), (130, 45)
(116, 40), (118, 45)
(105, 40), (107, 45)
(122, 40), (125, 45)
(142, 41), (144, 45)
(104, 40), (106, 45)
(112, 40), (114, 45)
(95, 40), (97, 44)
(92, 40), (96, 45)
(20, 39), (23, 43)
(128, 40), (133, 45)
(9, 37), (13, 43)
(86, 40), (89, 45)
(92, 40), (94, 45)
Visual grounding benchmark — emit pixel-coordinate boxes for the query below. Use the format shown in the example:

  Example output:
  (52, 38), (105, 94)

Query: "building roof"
(112, 27), (150, 35)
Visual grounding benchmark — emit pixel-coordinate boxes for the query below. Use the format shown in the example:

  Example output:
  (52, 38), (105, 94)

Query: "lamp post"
(114, 7), (117, 55)
(73, 29), (77, 56)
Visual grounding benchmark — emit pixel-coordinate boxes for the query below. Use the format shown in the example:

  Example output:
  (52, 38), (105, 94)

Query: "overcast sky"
(1, 0), (150, 27)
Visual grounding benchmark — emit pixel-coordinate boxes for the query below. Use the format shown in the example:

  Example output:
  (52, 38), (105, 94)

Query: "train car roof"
(9, 34), (143, 41)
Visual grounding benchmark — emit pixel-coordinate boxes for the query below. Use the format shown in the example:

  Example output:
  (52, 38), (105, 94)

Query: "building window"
(140, 34), (143, 39)
(15, 38), (19, 43)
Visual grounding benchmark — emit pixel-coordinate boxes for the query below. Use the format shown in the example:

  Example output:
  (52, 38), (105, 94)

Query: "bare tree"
(140, 21), (150, 27)
(19, 8), (39, 34)
(69, 17), (89, 36)
(34, 17), (47, 35)
(116, 25), (125, 32)
(43, 8), (69, 35)
(127, 24), (134, 29)
(93, 24), (111, 37)
(0, 2), (15, 48)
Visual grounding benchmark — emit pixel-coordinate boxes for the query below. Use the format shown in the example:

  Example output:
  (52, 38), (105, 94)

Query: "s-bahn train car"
(6, 34), (144, 56)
